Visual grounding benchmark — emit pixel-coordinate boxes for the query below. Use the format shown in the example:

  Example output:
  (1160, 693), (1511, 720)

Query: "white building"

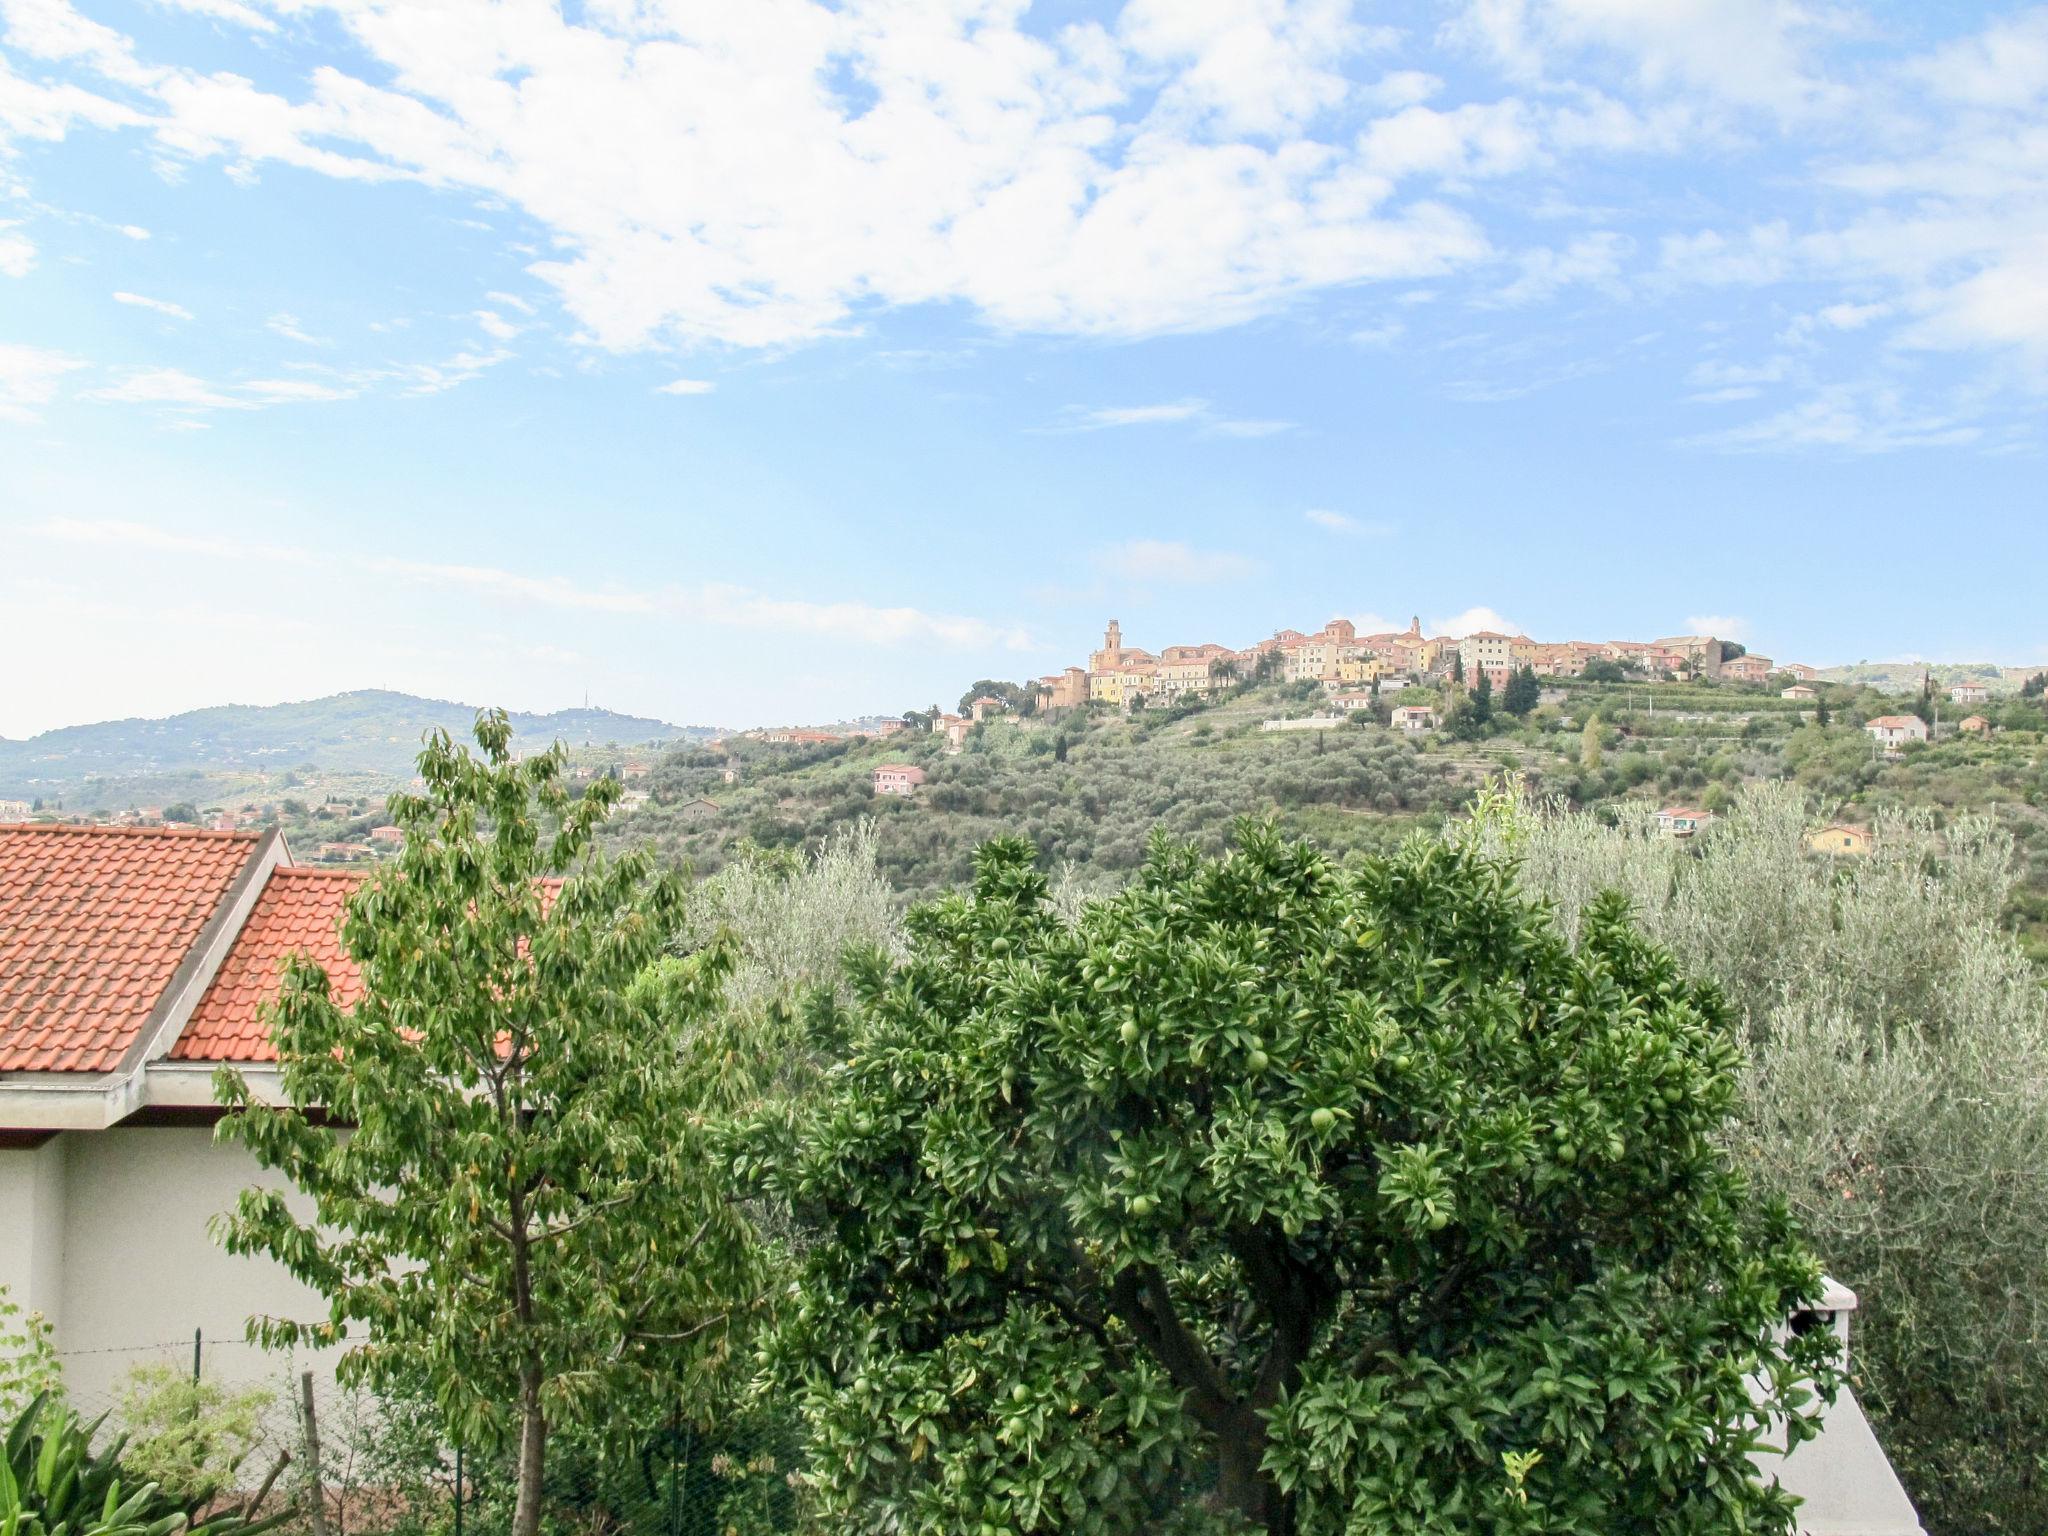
(1864, 715), (1929, 747)
(1390, 706), (1436, 732)
(1949, 681), (1990, 705)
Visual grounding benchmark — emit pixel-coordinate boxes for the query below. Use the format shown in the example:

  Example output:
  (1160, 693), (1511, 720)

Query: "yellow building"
(1805, 823), (1873, 856)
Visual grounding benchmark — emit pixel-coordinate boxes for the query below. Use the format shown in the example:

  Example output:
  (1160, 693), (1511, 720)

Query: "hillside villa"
(1949, 681), (1990, 705)
(873, 764), (927, 796)
(1655, 807), (1715, 838)
(1865, 716), (1929, 747)
(1806, 823), (1874, 856)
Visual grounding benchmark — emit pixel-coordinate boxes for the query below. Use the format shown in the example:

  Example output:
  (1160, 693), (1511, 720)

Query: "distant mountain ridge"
(0, 690), (720, 791)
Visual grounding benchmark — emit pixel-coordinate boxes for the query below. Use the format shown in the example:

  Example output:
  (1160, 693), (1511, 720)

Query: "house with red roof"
(1865, 715), (1929, 748)
(0, 823), (366, 1401)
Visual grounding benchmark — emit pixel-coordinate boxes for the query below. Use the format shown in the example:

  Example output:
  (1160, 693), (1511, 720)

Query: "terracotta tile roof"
(0, 824), (263, 1073)
(173, 866), (365, 1063)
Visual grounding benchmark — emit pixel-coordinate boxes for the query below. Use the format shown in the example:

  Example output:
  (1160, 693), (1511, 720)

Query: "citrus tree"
(216, 712), (762, 1536)
(763, 824), (1834, 1536)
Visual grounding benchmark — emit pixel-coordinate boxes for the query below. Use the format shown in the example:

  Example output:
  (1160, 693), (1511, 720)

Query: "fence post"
(299, 1370), (331, 1536)
(192, 1328), (201, 1385)
(454, 1446), (464, 1536)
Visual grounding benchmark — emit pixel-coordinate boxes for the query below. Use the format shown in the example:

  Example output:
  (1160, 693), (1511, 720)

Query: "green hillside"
(0, 689), (717, 797)
(606, 673), (2048, 953)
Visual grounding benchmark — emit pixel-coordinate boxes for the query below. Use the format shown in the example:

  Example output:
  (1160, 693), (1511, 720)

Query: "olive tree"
(216, 713), (762, 1536)
(1476, 779), (2048, 1533)
(762, 823), (1834, 1536)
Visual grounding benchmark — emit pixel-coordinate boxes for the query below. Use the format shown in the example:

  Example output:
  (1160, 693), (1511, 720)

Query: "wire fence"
(50, 1338), (805, 1536)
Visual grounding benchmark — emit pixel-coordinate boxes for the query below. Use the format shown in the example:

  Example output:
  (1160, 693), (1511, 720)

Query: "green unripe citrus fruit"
(1129, 1195), (1155, 1217)
(1246, 1048), (1270, 1073)
(1310, 1107), (1337, 1133)
(1119, 1021), (1140, 1045)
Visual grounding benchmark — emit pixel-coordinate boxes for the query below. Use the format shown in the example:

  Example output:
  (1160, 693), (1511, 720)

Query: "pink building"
(872, 764), (928, 796)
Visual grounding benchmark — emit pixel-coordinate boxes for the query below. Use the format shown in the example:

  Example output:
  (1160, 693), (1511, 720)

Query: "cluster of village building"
(1032, 618), (1821, 713)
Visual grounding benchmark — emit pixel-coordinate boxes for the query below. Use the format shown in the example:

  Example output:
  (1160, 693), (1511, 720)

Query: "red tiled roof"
(0, 824), (263, 1073)
(174, 866), (365, 1063)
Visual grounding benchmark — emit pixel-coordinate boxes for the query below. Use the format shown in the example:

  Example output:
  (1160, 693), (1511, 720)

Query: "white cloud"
(1686, 614), (1750, 642)
(687, 584), (1034, 651)
(1207, 417), (1294, 437)
(1446, 0), (1845, 118)
(473, 308), (518, 341)
(0, 223), (35, 277)
(1304, 509), (1393, 536)
(0, 343), (85, 422)
(1075, 399), (1211, 428)
(3, 0), (1505, 350)
(1492, 230), (1631, 305)
(266, 313), (327, 345)
(1914, 9), (2048, 109)
(655, 378), (715, 396)
(370, 557), (657, 615)
(82, 367), (354, 409)
(29, 518), (1031, 647)
(84, 367), (236, 408)
(1429, 605), (1519, 637)
(112, 290), (194, 320)
(118, 224), (150, 239)
(1095, 538), (1256, 585)
(1682, 386), (1985, 454)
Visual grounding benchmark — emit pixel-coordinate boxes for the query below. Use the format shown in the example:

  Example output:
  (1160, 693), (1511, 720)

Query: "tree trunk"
(1214, 1408), (1294, 1536)
(509, 1364), (547, 1536)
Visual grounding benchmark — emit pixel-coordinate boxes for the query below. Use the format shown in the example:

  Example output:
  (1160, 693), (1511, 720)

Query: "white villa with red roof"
(0, 823), (365, 1401)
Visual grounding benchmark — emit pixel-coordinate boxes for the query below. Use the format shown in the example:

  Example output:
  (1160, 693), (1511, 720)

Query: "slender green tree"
(215, 713), (761, 1536)
(1503, 665), (1541, 718)
(763, 824), (1835, 1536)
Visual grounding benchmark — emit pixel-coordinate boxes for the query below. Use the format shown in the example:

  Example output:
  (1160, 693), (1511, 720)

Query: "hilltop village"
(1035, 616), (1816, 709)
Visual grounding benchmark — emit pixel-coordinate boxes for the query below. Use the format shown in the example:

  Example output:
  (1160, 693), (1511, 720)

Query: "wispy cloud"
(0, 344), (85, 423)
(0, 223), (36, 278)
(83, 368), (359, 409)
(1687, 614), (1751, 641)
(688, 585), (1034, 650)
(1094, 538), (1256, 585)
(1208, 417), (1296, 438)
(30, 518), (1032, 648)
(1429, 605), (1519, 637)
(1069, 399), (1211, 429)
(1304, 509), (1394, 537)
(656, 378), (716, 396)
(1682, 387), (1985, 454)
(112, 290), (193, 321)
(266, 313), (329, 346)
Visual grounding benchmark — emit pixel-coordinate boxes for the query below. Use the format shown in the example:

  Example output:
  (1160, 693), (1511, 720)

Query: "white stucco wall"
(1, 1127), (344, 1410)
(0, 1137), (68, 1329)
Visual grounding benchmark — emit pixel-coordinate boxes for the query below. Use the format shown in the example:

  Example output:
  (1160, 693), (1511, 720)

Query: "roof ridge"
(0, 822), (261, 841)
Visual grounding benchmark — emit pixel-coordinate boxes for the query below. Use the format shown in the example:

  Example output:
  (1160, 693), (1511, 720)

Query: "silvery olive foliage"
(758, 822), (1834, 1536)
(1472, 779), (2048, 1534)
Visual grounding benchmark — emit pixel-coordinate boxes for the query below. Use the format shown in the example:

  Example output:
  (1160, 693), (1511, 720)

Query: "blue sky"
(2, 0), (2046, 736)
